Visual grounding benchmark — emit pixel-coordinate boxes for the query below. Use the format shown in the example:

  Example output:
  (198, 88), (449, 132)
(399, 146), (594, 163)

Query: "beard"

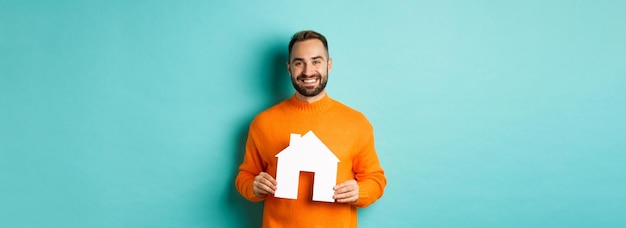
(291, 73), (328, 97)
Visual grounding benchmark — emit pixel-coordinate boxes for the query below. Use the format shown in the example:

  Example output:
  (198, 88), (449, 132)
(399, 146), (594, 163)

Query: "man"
(235, 30), (386, 227)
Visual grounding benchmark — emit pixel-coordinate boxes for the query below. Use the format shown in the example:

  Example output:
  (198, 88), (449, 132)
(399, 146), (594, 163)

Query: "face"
(287, 39), (332, 98)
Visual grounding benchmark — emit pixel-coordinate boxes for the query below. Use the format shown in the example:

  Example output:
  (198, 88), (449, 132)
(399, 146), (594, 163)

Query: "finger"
(253, 184), (266, 197)
(259, 183), (273, 194)
(333, 182), (347, 190)
(333, 180), (356, 190)
(333, 186), (355, 198)
(334, 191), (358, 203)
(256, 173), (277, 193)
(264, 183), (275, 194)
(334, 183), (357, 194)
(253, 179), (273, 196)
(336, 195), (358, 203)
(259, 172), (278, 187)
(334, 185), (351, 194)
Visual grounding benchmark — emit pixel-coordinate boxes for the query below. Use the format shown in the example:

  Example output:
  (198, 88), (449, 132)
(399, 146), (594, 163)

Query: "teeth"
(304, 79), (316, 83)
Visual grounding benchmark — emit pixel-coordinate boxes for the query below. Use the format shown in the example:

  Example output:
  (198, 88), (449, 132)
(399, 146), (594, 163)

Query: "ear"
(327, 58), (333, 73)
(286, 61), (291, 75)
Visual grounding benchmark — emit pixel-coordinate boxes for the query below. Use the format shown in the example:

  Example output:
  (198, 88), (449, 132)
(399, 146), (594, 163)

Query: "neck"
(295, 90), (327, 103)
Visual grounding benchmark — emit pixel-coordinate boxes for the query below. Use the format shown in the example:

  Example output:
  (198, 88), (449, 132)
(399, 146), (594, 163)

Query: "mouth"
(298, 76), (320, 87)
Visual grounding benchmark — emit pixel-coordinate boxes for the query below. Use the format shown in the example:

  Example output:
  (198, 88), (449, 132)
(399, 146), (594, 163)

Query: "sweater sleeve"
(352, 125), (387, 208)
(235, 124), (267, 202)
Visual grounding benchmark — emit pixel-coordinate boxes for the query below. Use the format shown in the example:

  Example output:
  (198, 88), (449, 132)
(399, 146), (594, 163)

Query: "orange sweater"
(235, 94), (386, 227)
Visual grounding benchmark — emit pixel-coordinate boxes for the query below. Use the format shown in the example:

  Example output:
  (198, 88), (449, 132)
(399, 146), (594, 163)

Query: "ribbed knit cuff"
(353, 184), (371, 208)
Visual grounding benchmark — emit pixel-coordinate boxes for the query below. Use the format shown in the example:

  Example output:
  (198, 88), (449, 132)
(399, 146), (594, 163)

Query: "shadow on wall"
(265, 43), (293, 106)
(226, 40), (291, 227)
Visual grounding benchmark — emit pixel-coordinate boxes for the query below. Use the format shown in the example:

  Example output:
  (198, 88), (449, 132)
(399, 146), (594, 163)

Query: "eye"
(313, 60), (321, 65)
(293, 61), (302, 66)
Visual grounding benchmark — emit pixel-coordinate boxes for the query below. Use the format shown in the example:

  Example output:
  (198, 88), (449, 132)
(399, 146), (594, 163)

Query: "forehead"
(290, 39), (328, 60)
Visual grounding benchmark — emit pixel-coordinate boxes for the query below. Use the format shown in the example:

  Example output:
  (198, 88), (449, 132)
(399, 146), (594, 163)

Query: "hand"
(333, 179), (359, 203)
(253, 172), (277, 198)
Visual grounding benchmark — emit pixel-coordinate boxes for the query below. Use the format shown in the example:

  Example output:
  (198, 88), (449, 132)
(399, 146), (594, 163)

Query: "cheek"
(290, 68), (302, 76)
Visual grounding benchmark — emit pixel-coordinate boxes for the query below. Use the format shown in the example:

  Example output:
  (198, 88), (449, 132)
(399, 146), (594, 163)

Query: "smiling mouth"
(299, 76), (319, 87)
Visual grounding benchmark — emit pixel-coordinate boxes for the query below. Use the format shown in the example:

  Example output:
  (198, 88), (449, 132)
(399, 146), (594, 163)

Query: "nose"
(303, 63), (314, 76)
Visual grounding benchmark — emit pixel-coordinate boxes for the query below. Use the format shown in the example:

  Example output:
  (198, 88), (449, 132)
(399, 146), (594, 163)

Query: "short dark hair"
(288, 30), (329, 61)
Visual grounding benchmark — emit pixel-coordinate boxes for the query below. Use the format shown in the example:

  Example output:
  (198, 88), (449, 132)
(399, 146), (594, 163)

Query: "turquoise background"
(1, 1), (625, 227)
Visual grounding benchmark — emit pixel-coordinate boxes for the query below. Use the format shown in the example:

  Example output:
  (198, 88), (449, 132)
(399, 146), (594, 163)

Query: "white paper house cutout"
(274, 130), (340, 202)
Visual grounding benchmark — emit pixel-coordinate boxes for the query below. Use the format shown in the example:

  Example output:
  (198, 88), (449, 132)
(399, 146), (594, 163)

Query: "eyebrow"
(292, 56), (325, 62)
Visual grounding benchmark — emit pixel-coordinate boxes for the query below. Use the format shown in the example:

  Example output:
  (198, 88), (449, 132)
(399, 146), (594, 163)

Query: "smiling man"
(288, 38), (330, 102)
(235, 30), (386, 227)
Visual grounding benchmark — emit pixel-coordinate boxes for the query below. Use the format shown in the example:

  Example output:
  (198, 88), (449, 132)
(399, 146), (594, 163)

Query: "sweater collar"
(286, 93), (334, 113)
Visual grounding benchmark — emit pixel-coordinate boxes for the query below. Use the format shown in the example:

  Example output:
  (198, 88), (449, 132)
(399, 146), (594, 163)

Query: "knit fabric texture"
(235, 94), (386, 228)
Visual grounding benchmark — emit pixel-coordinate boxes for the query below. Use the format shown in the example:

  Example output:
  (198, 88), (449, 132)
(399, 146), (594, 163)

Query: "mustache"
(296, 74), (321, 80)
